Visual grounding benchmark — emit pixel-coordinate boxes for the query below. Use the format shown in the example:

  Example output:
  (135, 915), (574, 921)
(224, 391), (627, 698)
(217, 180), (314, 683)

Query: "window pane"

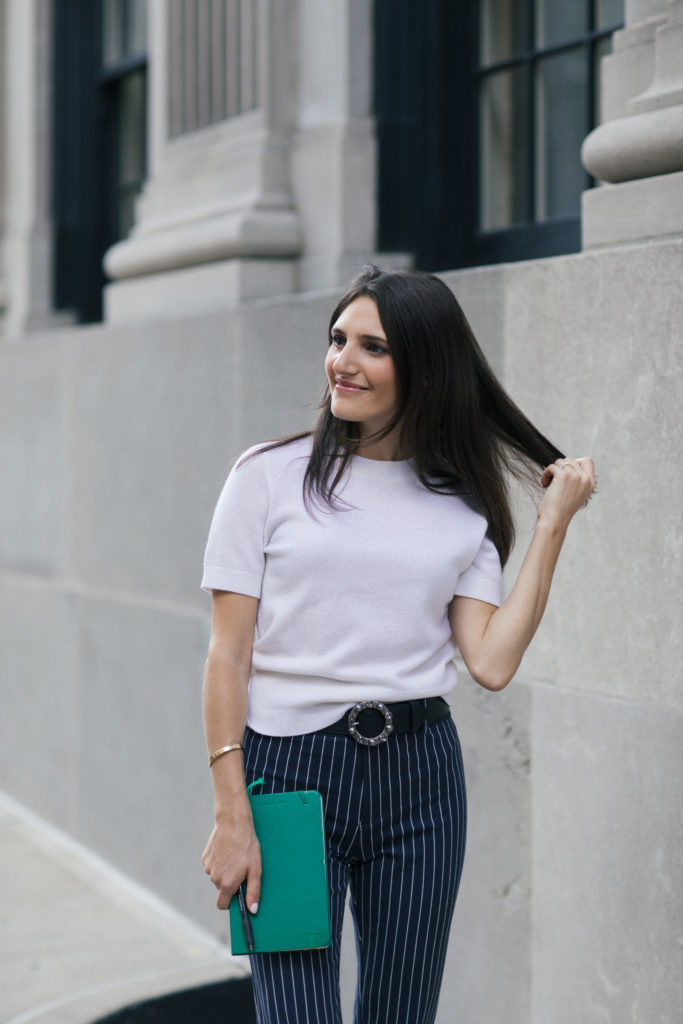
(480, 0), (532, 65)
(593, 34), (613, 123)
(536, 0), (588, 48)
(118, 188), (138, 240)
(125, 0), (147, 54)
(103, 0), (147, 66)
(480, 68), (532, 230)
(536, 48), (588, 219)
(597, 0), (624, 30)
(103, 0), (125, 65)
(118, 70), (146, 187)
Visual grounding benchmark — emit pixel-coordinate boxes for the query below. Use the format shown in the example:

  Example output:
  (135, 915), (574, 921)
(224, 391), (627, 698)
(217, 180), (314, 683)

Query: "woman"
(201, 265), (595, 1024)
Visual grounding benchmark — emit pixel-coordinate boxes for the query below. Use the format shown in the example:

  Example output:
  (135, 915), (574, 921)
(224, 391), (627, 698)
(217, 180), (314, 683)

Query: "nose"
(333, 340), (358, 375)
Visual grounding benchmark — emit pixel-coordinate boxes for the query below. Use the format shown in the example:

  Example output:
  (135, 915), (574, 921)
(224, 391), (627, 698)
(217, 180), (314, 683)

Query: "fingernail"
(250, 902), (259, 915)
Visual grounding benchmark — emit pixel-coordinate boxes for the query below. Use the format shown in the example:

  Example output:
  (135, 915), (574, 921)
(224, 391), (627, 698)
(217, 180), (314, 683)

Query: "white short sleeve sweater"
(202, 436), (502, 735)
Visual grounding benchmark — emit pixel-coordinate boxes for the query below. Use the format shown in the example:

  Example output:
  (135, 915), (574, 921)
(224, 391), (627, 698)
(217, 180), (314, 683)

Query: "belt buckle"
(347, 700), (394, 746)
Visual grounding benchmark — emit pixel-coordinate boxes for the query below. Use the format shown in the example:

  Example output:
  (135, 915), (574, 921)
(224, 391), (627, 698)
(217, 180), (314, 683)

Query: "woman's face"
(325, 296), (398, 438)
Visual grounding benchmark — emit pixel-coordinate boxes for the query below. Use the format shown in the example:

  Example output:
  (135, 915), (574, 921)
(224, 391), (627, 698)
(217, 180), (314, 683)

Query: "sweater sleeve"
(453, 533), (502, 607)
(201, 450), (270, 597)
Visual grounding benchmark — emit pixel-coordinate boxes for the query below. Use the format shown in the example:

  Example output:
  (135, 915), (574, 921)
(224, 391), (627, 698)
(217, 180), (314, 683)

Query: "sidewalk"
(0, 793), (248, 1024)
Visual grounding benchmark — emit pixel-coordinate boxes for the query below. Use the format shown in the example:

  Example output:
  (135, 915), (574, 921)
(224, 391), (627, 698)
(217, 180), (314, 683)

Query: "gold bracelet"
(208, 743), (243, 767)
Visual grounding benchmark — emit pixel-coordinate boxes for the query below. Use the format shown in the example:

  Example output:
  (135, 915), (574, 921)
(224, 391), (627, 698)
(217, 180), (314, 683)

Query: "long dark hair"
(250, 265), (563, 566)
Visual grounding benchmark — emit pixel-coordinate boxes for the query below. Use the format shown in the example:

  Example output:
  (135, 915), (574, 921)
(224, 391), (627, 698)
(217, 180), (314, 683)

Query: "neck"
(357, 425), (409, 462)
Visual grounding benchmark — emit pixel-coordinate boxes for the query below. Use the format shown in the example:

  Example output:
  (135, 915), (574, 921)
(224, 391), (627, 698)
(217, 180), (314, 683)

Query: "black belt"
(319, 697), (450, 747)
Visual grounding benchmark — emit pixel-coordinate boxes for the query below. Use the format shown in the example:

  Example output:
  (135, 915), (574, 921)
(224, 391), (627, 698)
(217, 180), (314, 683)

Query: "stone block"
(582, 170), (683, 248)
(0, 339), (67, 576)
(441, 678), (531, 1024)
(0, 575), (78, 824)
(70, 592), (223, 936)
(487, 240), (683, 711)
(531, 685), (683, 1024)
(601, 21), (661, 122)
(441, 264), (507, 378)
(105, 258), (299, 324)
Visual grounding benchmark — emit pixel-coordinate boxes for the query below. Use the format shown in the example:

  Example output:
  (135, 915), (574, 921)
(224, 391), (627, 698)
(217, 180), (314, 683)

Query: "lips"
(335, 379), (368, 393)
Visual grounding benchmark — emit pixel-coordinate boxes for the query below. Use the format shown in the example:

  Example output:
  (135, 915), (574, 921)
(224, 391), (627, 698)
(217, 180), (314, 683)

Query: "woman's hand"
(538, 457), (596, 528)
(202, 814), (262, 913)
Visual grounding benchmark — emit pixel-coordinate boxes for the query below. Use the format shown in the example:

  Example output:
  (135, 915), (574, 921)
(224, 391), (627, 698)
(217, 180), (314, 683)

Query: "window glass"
(593, 34), (613, 122)
(480, 0), (532, 64)
(103, 0), (125, 65)
(101, 1), (148, 240)
(126, 0), (147, 54)
(119, 71), (146, 177)
(103, 0), (147, 66)
(597, 0), (624, 29)
(536, 48), (588, 220)
(480, 67), (532, 230)
(117, 71), (147, 238)
(535, 0), (588, 48)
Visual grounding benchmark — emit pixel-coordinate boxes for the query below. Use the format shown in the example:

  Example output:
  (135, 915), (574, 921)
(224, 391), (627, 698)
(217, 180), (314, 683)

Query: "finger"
(576, 458), (596, 488)
(245, 862), (262, 915)
(559, 458), (595, 487)
(216, 885), (235, 912)
(540, 460), (566, 487)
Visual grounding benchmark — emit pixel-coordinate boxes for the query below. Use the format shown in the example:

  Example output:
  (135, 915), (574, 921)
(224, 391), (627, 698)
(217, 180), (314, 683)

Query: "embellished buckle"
(346, 700), (394, 746)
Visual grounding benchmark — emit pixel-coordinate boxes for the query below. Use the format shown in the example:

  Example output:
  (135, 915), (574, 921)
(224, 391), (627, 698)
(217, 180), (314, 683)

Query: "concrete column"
(0, 0), (72, 339)
(581, 0), (683, 248)
(291, 0), (402, 290)
(104, 0), (302, 323)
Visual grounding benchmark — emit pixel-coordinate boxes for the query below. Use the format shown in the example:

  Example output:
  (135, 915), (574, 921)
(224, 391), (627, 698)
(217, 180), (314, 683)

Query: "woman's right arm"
(201, 589), (261, 914)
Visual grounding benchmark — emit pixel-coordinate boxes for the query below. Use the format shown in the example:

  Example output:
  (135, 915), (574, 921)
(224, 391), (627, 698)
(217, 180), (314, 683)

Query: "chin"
(330, 402), (362, 424)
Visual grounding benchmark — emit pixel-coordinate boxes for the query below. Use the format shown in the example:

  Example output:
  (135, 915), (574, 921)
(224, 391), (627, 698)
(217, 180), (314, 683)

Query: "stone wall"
(445, 241), (683, 1024)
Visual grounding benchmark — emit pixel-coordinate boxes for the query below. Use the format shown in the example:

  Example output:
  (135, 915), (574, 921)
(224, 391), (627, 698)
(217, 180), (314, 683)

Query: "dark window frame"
(52, 0), (148, 324)
(475, 4), (622, 265)
(374, 0), (623, 272)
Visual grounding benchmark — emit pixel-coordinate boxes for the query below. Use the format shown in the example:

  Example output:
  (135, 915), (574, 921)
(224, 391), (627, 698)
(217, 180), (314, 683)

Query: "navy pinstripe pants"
(243, 713), (467, 1024)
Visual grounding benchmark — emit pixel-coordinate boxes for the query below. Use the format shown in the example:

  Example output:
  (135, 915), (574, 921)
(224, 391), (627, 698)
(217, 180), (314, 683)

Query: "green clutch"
(229, 789), (331, 955)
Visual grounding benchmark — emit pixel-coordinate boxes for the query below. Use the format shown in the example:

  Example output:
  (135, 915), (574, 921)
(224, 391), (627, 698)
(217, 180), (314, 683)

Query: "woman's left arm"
(449, 457), (595, 692)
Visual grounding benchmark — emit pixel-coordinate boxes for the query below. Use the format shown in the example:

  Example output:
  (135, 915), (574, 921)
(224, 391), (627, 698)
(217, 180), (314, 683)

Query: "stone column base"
(104, 258), (298, 324)
(582, 170), (683, 249)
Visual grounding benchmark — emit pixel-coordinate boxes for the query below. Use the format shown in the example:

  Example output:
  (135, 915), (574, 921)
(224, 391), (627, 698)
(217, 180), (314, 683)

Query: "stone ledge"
(581, 170), (683, 248)
(104, 258), (298, 324)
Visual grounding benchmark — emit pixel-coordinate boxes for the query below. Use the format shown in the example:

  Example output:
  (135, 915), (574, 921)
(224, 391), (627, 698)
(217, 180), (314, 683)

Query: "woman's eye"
(366, 343), (388, 355)
(330, 335), (345, 347)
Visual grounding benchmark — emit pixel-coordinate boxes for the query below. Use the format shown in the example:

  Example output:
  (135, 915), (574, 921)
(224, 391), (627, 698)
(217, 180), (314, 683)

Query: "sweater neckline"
(349, 453), (415, 479)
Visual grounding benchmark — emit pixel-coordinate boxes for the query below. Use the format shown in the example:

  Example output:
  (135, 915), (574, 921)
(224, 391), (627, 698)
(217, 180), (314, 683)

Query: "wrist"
(214, 795), (252, 827)
(534, 513), (569, 542)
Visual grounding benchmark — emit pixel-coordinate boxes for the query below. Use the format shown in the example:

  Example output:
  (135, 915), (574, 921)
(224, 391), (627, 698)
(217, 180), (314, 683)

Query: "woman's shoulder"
(233, 433), (312, 479)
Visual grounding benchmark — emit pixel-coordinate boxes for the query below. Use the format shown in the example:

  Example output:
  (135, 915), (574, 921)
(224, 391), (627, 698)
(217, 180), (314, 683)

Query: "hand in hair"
(538, 457), (596, 526)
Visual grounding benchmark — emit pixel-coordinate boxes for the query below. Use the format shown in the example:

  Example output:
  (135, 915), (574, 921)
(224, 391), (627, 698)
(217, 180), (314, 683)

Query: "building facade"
(1, 2), (682, 1022)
